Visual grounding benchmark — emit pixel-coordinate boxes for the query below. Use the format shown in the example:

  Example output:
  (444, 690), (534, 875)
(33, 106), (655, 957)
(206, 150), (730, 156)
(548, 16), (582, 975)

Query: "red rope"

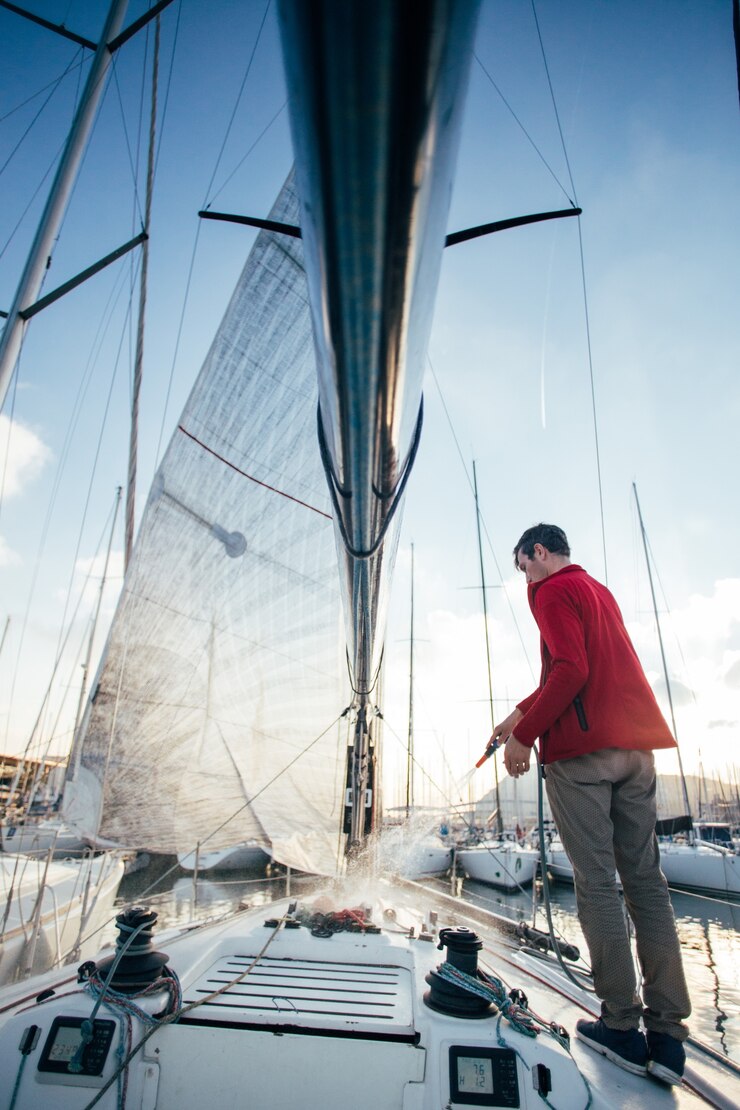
(178, 425), (331, 519)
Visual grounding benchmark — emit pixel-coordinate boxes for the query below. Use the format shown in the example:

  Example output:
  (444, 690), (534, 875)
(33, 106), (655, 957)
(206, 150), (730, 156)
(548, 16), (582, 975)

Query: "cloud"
(722, 658), (740, 688)
(0, 535), (20, 567)
(651, 676), (693, 708)
(0, 414), (50, 497)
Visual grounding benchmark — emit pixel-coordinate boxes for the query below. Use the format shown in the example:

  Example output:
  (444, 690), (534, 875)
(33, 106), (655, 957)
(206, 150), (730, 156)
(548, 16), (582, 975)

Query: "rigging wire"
(472, 52), (575, 208)
(2, 266), (137, 759)
(574, 218), (607, 582)
(131, 7), (151, 206)
(0, 136), (68, 263)
(0, 245), (131, 751)
(529, 0), (578, 208)
(4, 503), (119, 769)
(0, 350), (23, 527)
(207, 98), (288, 209)
(530, 0), (608, 583)
(152, 218), (201, 468)
(199, 0), (272, 210)
(150, 0), (181, 183)
(427, 355), (537, 686)
(109, 53), (146, 231)
(628, 494), (732, 822)
(643, 525), (699, 708)
(153, 0), (277, 467)
(126, 14), (161, 568)
(0, 47), (85, 177)
(74, 713), (348, 953)
(0, 53), (86, 126)
(380, 712), (563, 916)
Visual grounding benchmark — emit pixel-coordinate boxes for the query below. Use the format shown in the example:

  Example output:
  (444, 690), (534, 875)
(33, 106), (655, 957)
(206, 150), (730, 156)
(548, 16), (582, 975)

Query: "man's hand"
(491, 707), (523, 746)
(504, 735), (532, 778)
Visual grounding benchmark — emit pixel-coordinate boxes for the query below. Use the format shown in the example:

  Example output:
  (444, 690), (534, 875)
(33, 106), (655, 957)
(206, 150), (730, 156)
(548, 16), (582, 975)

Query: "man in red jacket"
(489, 523), (690, 1085)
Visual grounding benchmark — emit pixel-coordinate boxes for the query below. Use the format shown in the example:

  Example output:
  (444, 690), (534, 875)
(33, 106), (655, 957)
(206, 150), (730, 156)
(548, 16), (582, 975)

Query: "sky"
(0, 1), (738, 816)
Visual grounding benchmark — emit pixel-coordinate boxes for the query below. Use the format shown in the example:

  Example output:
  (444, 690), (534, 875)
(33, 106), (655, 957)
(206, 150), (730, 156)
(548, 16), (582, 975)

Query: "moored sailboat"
(0, 850), (123, 986)
(457, 836), (539, 890)
(633, 485), (740, 900)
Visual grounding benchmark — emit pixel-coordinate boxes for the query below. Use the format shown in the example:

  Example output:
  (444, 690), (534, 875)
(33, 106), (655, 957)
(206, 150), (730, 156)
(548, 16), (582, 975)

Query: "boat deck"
(0, 881), (737, 1109)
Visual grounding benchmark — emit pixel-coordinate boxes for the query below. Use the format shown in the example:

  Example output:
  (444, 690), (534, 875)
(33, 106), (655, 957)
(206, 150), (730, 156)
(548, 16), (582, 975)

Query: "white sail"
(63, 175), (348, 876)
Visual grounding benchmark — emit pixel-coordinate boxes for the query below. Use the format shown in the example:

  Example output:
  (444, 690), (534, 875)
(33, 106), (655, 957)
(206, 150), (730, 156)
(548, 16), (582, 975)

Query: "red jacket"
(512, 564), (675, 763)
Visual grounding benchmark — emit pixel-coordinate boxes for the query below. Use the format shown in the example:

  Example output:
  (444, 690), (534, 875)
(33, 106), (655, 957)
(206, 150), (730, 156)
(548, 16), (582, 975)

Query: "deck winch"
(91, 906), (170, 993)
(424, 926), (492, 1018)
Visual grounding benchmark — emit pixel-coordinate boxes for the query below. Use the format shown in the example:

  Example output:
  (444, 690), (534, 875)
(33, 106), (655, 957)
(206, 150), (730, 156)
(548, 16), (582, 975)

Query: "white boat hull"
(0, 820), (88, 857)
(658, 841), (740, 897)
(177, 842), (270, 873)
(0, 852), (123, 985)
(544, 840), (622, 889)
(457, 843), (538, 890)
(545, 842), (576, 884)
(543, 838), (740, 900)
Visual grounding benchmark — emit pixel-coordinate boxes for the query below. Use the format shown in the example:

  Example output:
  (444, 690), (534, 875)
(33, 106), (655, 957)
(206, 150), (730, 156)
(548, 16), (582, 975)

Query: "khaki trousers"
(545, 748), (691, 1040)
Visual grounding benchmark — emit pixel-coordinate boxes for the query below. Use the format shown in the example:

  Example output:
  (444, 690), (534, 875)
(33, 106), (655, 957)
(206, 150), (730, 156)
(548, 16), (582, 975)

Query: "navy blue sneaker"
(576, 1018), (648, 1075)
(647, 1031), (685, 1085)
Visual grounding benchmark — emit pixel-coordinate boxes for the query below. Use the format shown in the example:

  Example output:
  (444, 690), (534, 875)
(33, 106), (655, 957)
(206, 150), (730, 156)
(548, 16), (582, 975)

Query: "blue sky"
(0, 1), (738, 811)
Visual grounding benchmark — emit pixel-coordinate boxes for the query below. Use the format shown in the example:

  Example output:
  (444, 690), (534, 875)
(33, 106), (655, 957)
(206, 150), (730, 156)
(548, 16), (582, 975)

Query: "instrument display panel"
(448, 1045), (519, 1107)
(38, 1016), (116, 1079)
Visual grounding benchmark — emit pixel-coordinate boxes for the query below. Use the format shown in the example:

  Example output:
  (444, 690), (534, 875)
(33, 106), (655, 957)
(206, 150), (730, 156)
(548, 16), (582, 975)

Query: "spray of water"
(456, 766), (478, 793)
(348, 810), (450, 881)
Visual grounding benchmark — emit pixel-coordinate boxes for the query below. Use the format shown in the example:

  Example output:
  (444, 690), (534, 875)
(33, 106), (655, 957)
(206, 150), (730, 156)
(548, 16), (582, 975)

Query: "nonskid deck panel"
(181, 953), (416, 1035)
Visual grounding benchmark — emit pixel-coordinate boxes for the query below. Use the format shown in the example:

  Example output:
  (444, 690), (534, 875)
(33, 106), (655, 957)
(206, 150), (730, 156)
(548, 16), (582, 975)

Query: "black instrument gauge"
(449, 1045), (520, 1107)
(38, 1017), (116, 1078)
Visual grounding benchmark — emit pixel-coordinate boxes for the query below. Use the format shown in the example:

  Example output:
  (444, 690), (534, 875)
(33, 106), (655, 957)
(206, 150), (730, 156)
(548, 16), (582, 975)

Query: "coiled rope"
(83, 966), (182, 1026)
(435, 963), (593, 1110)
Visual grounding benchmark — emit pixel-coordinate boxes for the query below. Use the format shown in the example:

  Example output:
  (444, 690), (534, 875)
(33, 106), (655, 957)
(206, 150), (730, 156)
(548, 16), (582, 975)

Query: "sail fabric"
(63, 175), (349, 876)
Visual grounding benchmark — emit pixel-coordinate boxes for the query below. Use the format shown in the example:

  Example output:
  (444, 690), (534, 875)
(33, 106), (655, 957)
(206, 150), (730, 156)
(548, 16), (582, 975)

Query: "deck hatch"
(181, 954), (415, 1035)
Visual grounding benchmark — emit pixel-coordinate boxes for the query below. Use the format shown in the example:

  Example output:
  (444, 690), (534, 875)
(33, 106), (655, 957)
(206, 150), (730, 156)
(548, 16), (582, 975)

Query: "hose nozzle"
(475, 737), (500, 768)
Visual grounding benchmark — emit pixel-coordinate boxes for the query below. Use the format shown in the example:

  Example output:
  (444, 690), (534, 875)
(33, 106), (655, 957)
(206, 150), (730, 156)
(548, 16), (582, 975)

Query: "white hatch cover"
(181, 953), (415, 1037)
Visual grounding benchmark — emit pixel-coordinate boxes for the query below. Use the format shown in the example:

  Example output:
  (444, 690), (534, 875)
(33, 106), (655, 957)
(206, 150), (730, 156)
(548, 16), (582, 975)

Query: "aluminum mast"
(278, 0), (480, 853)
(0, 0), (129, 408)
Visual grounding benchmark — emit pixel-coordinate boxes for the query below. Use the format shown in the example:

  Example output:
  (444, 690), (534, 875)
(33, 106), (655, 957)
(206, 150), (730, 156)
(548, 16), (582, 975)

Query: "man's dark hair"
(513, 524), (570, 569)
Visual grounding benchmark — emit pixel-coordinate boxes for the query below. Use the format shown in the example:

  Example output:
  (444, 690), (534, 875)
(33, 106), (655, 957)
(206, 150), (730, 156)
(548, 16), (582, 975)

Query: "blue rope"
(84, 968), (182, 1026)
(436, 963), (538, 1035)
(436, 964), (594, 1108)
(7, 1053), (29, 1110)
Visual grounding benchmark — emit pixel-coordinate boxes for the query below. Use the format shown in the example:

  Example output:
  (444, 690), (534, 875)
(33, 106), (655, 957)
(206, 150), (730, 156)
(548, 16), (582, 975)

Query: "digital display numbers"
(457, 1056), (494, 1094)
(38, 1017), (116, 1079)
(449, 1046), (519, 1107)
(47, 1025), (84, 1063)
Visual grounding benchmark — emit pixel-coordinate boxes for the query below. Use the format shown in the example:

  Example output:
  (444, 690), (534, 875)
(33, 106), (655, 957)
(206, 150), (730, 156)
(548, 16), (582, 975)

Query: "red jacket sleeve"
(512, 589), (589, 747)
(515, 691), (539, 715)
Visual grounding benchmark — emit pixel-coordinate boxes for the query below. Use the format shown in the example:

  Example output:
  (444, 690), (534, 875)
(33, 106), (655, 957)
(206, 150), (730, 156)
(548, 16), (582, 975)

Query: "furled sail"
(63, 175), (348, 876)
